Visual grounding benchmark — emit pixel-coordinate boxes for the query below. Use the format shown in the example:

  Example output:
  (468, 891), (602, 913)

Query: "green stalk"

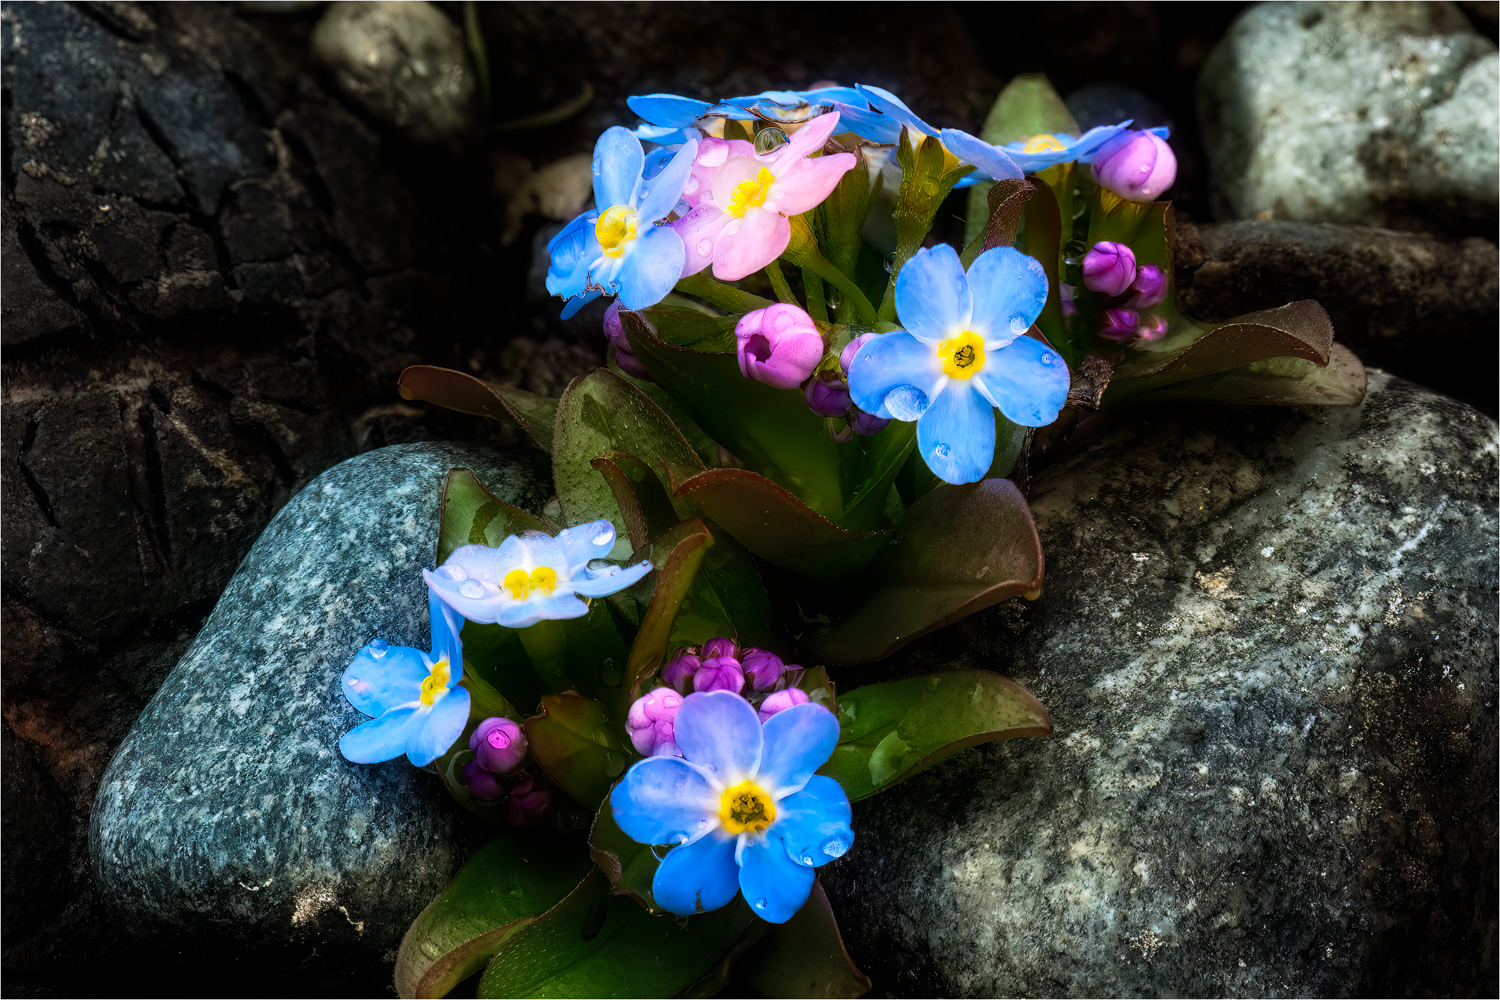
(675, 271), (774, 314)
(802, 267), (828, 323)
(517, 619), (569, 693)
(764, 259), (798, 305)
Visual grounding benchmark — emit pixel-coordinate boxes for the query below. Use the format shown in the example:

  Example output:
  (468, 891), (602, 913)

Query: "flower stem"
(460, 670), (515, 721)
(802, 267), (828, 323)
(675, 272), (774, 314)
(764, 259), (798, 305)
(517, 618), (570, 693)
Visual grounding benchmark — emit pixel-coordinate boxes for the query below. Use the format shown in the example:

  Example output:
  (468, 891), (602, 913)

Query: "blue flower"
(546, 128), (699, 318)
(847, 244), (1070, 485)
(611, 691), (852, 923)
(423, 520), (652, 628)
(848, 83), (942, 143)
(941, 123), (1171, 179)
(339, 590), (470, 767)
(626, 93), (713, 146)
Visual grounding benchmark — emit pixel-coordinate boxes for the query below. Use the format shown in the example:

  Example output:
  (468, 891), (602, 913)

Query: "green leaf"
(438, 468), (550, 565)
(839, 419), (917, 533)
(525, 692), (631, 810)
(551, 369), (706, 532)
(806, 478), (1043, 665)
(674, 271), (774, 315)
(819, 670), (1051, 801)
(1130, 341), (1368, 407)
(637, 305), (739, 353)
(399, 365), (558, 453)
(588, 798), (662, 912)
(590, 452), (683, 552)
(738, 883), (871, 999)
(784, 214), (879, 327)
(621, 519), (715, 707)
(1014, 181), (1069, 362)
(394, 829), (592, 999)
(672, 469), (888, 580)
(478, 869), (759, 999)
(621, 311), (848, 521)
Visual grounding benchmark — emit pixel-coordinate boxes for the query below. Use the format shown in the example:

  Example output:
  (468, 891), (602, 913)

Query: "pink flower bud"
(1126, 265), (1167, 309)
(740, 648), (787, 690)
(1099, 307), (1140, 342)
(839, 332), (878, 373)
(849, 407), (890, 436)
(506, 776), (552, 827)
(804, 374), (851, 417)
(626, 687), (685, 757)
(1081, 242), (1137, 298)
(1137, 315), (1169, 342)
(469, 717), (528, 774)
(736, 304), (825, 390)
(463, 759), (506, 800)
(1091, 130), (1177, 202)
(661, 649), (701, 693)
(605, 301), (654, 382)
(701, 637), (739, 661)
(758, 687), (811, 723)
(694, 656), (745, 694)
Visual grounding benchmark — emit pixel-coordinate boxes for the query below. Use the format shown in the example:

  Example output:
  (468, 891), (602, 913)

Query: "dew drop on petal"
(459, 580), (485, 599)
(346, 675), (359, 686)
(934, 443), (952, 459)
(696, 239), (712, 256)
(754, 127), (787, 154)
(367, 638), (388, 657)
(592, 524), (615, 546)
(1041, 352), (1056, 365)
(666, 829), (690, 845)
(884, 384), (929, 421)
(1010, 317), (1029, 335)
(753, 898), (769, 910)
(821, 835), (849, 858)
(445, 564), (468, 582)
(802, 854), (815, 865)
(725, 223), (740, 237)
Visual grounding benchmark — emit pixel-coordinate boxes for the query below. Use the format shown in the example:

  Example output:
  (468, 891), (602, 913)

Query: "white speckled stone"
(1198, 1), (1499, 230)
(89, 443), (550, 957)
(822, 374), (1498, 996)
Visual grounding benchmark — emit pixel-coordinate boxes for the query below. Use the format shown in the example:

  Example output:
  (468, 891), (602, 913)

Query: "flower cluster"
(1081, 241), (1169, 345)
(462, 717), (555, 827)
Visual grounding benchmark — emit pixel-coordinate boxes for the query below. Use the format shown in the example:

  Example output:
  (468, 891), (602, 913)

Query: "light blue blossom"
(611, 691), (853, 923)
(546, 127), (699, 318)
(339, 590), (470, 767)
(941, 123), (1171, 179)
(423, 520), (652, 628)
(847, 244), (1069, 485)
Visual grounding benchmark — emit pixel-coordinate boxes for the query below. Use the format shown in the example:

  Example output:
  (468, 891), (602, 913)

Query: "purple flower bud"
(694, 656), (745, 694)
(1126, 265), (1167, 309)
(626, 687), (685, 757)
(701, 637), (739, 661)
(839, 333), (878, 373)
(661, 649), (701, 693)
(740, 648), (786, 691)
(463, 759), (506, 801)
(603, 300), (631, 354)
(736, 303), (825, 390)
(849, 407), (890, 436)
(1081, 242), (1137, 298)
(804, 374), (852, 417)
(758, 687), (810, 723)
(506, 776), (552, 827)
(469, 717), (528, 774)
(1091, 130), (1177, 203)
(1137, 314), (1169, 342)
(1099, 307), (1140, 342)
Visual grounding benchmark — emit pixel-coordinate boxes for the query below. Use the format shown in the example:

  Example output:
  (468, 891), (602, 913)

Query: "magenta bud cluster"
(462, 716), (553, 826)
(1092, 130), (1177, 203)
(657, 637), (809, 722)
(626, 687), (684, 757)
(1081, 242), (1136, 297)
(470, 716), (528, 774)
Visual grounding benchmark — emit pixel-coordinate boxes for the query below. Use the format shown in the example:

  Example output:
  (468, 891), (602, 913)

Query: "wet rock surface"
(1198, 1), (1499, 233)
(89, 443), (549, 979)
(822, 373), (1498, 997)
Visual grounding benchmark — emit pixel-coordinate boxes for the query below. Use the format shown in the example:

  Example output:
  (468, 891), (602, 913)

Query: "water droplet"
(934, 443), (951, 459)
(883, 252), (897, 274)
(1062, 239), (1088, 266)
(696, 238), (712, 257)
(592, 524), (615, 546)
(459, 580), (485, 599)
(1010, 317), (1029, 336)
(1040, 353), (1055, 365)
(921, 180), (938, 196)
(346, 675), (359, 686)
(753, 898), (769, 910)
(666, 830), (689, 845)
(754, 127), (787, 154)
(826, 290), (841, 310)
(725, 224), (740, 237)
(885, 384), (929, 421)
(802, 854), (815, 865)
(367, 638), (388, 657)
(591, 728), (612, 747)
(821, 836), (849, 858)
(445, 564), (468, 582)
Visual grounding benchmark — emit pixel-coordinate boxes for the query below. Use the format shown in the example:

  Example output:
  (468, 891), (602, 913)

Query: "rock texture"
(1198, 1), (1499, 233)
(90, 443), (549, 966)
(822, 374), (1498, 997)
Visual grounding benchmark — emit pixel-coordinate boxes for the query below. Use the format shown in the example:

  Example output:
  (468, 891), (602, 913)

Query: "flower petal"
(674, 691), (762, 784)
(972, 334), (1070, 429)
(846, 330), (945, 420)
(893, 244), (973, 345)
(593, 126), (643, 210)
(339, 705), (421, 764)
(560, 288), (603, 320)
(617, 224), (686, 310)
(830, 102), (901, 143)
(773, 775), (854, 868)
(341, 643), (428, 718)
(554, 520), (617, 571)
(768, 152), (856, 216)
(966, 246), (1050, 348)
(778, 109), (841, 161)
(711, 210), (791, 282)
(737, 836), (816, 924)
(1070, 122), (1135, 163)
(917, 381), (996, 485)
(652, 830), (741, 916)
(545, 212), (600, 300)
(496, 589), (589, 627)
(611, 755), (721, 846)
(406, 686), (471, 767)
(673, 204), (731, 277)
(428, 589), (465, 680)
(854, 84), (940, 138)
(627, 94), (712, 129)
(638, 138), (699, 224)
(938, 128), (1023, 181)
(570, 559), (654, 598)
(757, 703), (841, 798)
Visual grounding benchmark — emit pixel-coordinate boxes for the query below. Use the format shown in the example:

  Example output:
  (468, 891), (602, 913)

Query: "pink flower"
(1092, 130), (1177, 202)
(1082, 242), (1137, 297)
(626, 687), (685, 757)
(739, 647), (787, 690)
(681, 137), (756, 210)
(675, 111), (857, 281)
(736, 303), (825, 390)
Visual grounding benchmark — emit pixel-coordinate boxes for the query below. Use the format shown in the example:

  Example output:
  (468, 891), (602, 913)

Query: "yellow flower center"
(595, 205), (638, 258)
(420, 656), (451, 707)
(1022, 133), (1067, 153)
(719, 780), (776, 835)
(937, 331), (986, 379)
(725, 166), (776, 218)
(503, 566), (559, 600)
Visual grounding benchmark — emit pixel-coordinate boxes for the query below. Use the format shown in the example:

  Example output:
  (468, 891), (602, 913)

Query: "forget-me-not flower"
(339, 590), (470, 767)
(423, 521), (652, 628)
(611, 691), (853, 923)
(847, 244), (1070, 484)
(546, 128), (699, 318)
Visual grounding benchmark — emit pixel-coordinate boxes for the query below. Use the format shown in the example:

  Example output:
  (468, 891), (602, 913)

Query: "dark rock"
(1174, 219), (1499, 415)
(89, 443), (549, 964)
(822, 374), (1498, 997)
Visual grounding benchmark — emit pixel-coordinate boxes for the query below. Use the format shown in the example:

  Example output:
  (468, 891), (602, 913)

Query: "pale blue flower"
(940, 123), (1171, 180)
(423, 520), (652, 628)
(847, 244), (1069, 484)
(611, 691), (852, 923)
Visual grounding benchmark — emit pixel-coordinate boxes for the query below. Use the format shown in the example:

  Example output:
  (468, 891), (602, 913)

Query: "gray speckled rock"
(89, 443), (550, 959)
(1198, 1), (1499, 231)
(822, 374), (1498, 997)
